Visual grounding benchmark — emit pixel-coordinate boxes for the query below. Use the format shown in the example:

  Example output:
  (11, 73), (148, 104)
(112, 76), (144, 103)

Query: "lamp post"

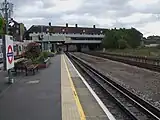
(49, 22), (53, 52)
(39, 25), (44, 51)
(39, 34), (44, 51)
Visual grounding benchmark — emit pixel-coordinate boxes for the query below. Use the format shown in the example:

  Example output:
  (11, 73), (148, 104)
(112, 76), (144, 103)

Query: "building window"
(46, 28), (49, 32)
(62, 29), (65, 34)
(16, 30), (19, 34)
(13, 45), (17, 52)
(17, 25), (19, 28)
(19, 46), (22, 51)
(83, 30), (85, 33)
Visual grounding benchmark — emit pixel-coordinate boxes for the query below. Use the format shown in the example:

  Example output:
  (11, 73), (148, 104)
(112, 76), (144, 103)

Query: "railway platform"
(0, 54), (114, 120)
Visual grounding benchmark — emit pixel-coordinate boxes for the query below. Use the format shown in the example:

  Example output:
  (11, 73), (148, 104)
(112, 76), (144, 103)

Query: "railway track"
(66, 52), (160, 120)
(84, 51), (160, 72)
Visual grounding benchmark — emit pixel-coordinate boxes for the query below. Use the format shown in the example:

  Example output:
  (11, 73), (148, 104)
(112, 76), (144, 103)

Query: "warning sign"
(5, 35), (14, 70)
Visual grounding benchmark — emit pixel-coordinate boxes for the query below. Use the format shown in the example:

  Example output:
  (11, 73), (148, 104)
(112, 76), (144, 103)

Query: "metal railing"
(85, 51), (160, 72)
(30, 33), (105, 38)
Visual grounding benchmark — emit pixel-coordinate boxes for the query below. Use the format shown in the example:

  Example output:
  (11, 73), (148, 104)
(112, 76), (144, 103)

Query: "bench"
(23, 60), (39, 76)
(14, 59), (28, 74)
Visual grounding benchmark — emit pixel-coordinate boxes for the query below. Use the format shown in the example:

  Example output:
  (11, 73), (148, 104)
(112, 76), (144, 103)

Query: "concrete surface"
(0, 55), (61, 120)
(61, 55), (81, 120)
(64, 54), (110, 120)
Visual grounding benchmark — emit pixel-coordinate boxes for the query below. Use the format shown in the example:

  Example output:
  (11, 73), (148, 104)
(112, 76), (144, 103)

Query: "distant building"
(9, 20), (26, 42)
(144, 35), (160, 45)
(24, 23), (106, 42)
(24, 23), (106, 52)
(145, 44), (159, 47)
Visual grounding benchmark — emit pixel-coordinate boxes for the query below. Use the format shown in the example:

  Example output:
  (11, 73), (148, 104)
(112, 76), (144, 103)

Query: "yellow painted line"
(63, 55), (86, 120)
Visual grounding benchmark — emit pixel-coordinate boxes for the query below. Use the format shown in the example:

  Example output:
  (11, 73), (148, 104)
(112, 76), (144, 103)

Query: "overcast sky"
(5, 0), (160, 37)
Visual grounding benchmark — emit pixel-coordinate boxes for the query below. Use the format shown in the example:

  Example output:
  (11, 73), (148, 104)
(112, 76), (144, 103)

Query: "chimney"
(49, 22), (51, 26)
(93, 25), (96, 28)
(75, 24), (78, 28)
(66, 23), (68, 27)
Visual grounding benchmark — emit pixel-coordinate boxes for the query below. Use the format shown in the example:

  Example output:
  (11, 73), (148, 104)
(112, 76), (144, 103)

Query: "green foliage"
(102, 29), (118, 49)
(107, 48), (160, 58)
(0, 17), (5, 34)
(156, 45), (160, 49)
(42, 51), (49, 58)
(102, 28), (143, 49)
(23, 42), (54, 64)
(31, 55), (41, 64)
(32, 51), (52, 64)
(118, 39), (128, 49)
(0, 17), (4, 29)
(24, 42), (41, 60)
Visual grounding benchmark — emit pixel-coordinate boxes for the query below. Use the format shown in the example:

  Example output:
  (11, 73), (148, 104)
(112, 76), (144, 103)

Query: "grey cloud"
(11, 0), (38, 7)
(8, 0), (160, 36)
(115, 14), (160, 29)
(11, 0), (135, 22)
(137, 1), (160, 15)
(17, 16), (65, 29)
(66, 0), (136, 18)
(12, 0), (54, 10)
(110, 20), (129, 28)
(15, 10), (62, 19)
(41, 0), (55, 9)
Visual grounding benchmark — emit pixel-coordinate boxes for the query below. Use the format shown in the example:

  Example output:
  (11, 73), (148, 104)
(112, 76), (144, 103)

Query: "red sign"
(7, 45), (14, 64)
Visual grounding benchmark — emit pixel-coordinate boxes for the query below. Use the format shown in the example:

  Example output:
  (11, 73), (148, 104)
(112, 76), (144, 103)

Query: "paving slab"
(61, 55), (81, 120)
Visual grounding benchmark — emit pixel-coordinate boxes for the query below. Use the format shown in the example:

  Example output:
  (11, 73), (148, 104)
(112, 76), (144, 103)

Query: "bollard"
(7, 69), (14, 84)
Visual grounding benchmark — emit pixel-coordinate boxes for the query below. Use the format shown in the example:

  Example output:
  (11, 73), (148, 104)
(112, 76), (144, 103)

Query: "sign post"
(4, 35), (14, 84)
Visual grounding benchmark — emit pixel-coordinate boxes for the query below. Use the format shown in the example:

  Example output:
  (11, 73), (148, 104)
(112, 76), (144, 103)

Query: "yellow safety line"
(63, 55), (86, 120)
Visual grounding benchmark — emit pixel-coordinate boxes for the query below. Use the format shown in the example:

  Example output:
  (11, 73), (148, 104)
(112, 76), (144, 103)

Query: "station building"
(24, 23), (107, 52)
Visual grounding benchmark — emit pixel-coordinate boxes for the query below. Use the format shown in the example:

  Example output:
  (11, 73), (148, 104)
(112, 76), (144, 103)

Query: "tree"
(118, 39), (128, 49)
(102, 29), (118, 49)
(102, 27), (143, 49)
(126, 28), (142, 48)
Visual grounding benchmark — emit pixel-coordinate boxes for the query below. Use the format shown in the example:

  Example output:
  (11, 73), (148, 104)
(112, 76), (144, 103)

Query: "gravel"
(72, 52), (160, 109)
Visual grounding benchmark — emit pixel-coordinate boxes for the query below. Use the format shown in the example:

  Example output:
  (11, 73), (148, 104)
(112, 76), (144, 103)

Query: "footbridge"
(29, 33), (104, 51)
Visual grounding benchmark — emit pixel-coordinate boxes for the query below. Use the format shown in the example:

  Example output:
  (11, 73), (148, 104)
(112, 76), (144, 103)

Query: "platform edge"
(64, 54), (116, 120)
(63, 55), (86, 120)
